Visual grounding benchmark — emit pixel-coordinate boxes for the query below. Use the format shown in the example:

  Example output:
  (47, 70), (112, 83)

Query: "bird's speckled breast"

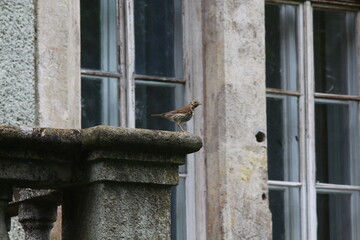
(181, 110), (193, 122)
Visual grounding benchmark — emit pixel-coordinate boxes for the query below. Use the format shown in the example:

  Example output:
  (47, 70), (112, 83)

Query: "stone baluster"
(0, 185), (11, 240)
(18, 190), (58, 240)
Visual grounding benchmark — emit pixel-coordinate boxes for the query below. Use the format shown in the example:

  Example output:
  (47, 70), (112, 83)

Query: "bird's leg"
(177, 122), (185, 132)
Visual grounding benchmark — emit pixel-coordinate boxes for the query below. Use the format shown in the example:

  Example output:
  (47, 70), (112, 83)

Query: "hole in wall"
(262, 193), (267, 200)
(255, 131), (266, 143)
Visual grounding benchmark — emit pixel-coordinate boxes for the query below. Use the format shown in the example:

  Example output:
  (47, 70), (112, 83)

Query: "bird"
(151, 101), (201, 132)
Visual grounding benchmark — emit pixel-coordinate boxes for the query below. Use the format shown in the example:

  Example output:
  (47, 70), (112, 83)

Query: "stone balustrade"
(0, 125), (202, 240)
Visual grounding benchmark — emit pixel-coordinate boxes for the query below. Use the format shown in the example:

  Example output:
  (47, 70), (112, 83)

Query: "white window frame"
(266, 1), (360, 239)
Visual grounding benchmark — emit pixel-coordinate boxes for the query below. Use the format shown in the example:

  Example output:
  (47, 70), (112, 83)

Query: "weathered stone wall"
(203, 0), (272, 239)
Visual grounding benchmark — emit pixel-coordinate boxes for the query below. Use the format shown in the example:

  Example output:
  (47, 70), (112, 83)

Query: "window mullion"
(304, 2), (317, 240)
(118, 0), (127, 127)
(297, 3), (309, 240)
(124, 0), (136, 128)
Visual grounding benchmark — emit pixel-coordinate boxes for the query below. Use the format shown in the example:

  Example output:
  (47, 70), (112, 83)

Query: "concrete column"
(203, 0), (272, 239)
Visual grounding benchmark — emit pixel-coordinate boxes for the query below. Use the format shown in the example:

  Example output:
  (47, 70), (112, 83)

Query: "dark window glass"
(82, 77), (102, 128)
(267, 96), (299, 181)
(135, 0), (182, 77)
(317, 193), (352, 240)
(81, 77), (119, 128)
(315, 102), (359, 185)
(171, 178), (186, 240)
(269, 190), (286, 240)
(81, 0), (101, 70)
(135, 81), (183, 131)
(81, 0), (118, 72)
(269, 189), (301, 240)
(265, 4), (298, 90)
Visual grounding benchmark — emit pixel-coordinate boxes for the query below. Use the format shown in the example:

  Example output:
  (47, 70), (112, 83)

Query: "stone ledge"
(81, 125), (203, 154)
(0, 125), (203, 188)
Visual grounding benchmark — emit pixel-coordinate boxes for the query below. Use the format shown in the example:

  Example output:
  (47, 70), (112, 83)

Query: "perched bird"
(151, 101), (201, 132)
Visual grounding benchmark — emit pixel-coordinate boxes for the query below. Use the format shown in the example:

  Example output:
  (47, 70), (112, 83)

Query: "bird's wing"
(170, 105), (190, 114)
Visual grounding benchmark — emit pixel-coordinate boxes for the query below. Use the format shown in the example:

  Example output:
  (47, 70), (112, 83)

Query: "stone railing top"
(0, 125), (81, 151)
(81, 125), (203, 154)
(0, 125), (202, 154)
(0, 125), (203, 188)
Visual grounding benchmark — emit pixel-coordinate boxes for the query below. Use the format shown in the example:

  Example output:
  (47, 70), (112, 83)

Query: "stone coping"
(81, 125), (203, 154)
(0, 125), (203, 188)
(0, 125), (202, 155)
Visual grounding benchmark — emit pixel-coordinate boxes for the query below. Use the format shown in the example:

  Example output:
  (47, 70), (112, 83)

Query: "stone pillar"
(203, 0), (272, 239)
(62, 126), (202, 240)
(35, 0), (81, 129)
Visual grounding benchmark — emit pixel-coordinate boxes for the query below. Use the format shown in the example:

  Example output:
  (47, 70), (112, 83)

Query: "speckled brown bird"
(151, 101), (201, 132)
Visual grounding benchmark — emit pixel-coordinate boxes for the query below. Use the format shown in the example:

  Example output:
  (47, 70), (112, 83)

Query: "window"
(80, 0), (194, 239)
(266, 1), (360, 239)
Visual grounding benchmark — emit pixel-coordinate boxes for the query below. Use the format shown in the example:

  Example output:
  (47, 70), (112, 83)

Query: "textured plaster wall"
(203, 0), (272, 239)
(0, 0), (36, 126)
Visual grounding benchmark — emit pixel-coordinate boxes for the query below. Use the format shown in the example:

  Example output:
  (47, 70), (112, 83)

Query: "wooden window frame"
(266, 0), (360, 239)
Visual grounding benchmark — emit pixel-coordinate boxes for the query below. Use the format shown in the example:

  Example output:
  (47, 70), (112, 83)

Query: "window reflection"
(314, 10), (358, 95)
(317, 193), (353, 240)
(315, 101), (359, 185)
(265, 4), (298, 91)
(269, 188), (301, 240)
(267, 96), (299, 182)
(81, 77), (119, 128)
(80, 0), (118, 72)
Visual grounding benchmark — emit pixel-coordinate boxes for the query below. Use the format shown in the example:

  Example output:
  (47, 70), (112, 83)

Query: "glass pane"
(81, 76), (119, 128)
(314, 10), (358, 95)
(81, 0), (118, 72)
(135, 80), (184, 131)
(135, 80), (186, 173)
(171, 177), (186, 240)
(315, 101), (359, 185)
(269, 188), (301, 240)
(135, 0), (183, 78)
(267, 96), (299, 181)
(317, 193), (355, 240)
(265, 4), (298, 91)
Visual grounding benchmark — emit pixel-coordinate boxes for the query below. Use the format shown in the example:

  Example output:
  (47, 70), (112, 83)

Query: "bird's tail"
(151, 113), (164, 117)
